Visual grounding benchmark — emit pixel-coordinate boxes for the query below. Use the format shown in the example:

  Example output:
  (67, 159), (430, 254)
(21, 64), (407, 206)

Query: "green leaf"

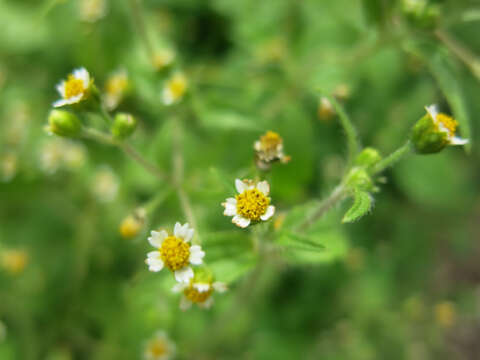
(342, 190), (373, 223)
(209, 167), (236, 193)
(277, 231), (325, 253)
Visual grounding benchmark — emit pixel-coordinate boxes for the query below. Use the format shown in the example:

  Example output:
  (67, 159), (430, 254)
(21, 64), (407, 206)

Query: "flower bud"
(47, 110), (82, 138)
(111, 113), (137, 139)
(410, 105), (468, 154)
(354, 147), (382, 169)
(345, 167), (375, 192)
(119, 208), (145, 239)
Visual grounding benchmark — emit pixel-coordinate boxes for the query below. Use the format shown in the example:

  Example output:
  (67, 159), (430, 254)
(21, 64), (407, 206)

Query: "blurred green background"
(1, 0), (480, 359)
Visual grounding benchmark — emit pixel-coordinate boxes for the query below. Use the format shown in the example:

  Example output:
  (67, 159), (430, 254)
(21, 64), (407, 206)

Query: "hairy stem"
(372, 141), (412, 174)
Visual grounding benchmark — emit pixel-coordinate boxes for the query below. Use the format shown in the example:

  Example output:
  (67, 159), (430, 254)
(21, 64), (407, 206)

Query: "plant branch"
(435, 29), (480, 81)
(372, 141), (412, 175)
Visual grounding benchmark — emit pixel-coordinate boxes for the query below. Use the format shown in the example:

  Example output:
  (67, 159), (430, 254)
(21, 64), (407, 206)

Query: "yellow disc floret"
(184, 284), (213, 303)
(236, 188), (269, 221)
(148, 338), (167, 357)
(159, 236), (190, 271)
(259, 131), (282, 151)
(65, 75), (85, 99)
(436, 113), (458, 136)
(169, 75), (187, 99)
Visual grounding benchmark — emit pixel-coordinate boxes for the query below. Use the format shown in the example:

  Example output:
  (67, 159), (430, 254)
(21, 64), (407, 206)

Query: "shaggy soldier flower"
(162, 73), (187, 105)
(254, 131), (290, 170)
(53, 68), (92, 108)
(146, 222), (205, 283)
(104, 69), (129, 110)
(223, 179), (275, 228)
(172, 280), (227, 310)
(143, 331), (175, 360)
(411, 104), (468, 154)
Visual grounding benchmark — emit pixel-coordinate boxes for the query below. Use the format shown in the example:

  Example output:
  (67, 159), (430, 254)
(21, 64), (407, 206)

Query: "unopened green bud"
(411, 114), (448, 154)
(345, 167), (374, 192)
(354, 147), (382, 169)
(111, 113), (137, 139)
(402, 0), (439, 29)
(47, 110), (82, 138)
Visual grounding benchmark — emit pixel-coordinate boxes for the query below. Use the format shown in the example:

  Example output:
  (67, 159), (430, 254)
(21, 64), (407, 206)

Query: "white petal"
(162, 88), (174, 105)
(146, 257), (164, 272)
(198, 297), (214, 309)
(254, 140), (261, 151)
(147, 250), (160, 258)
(179, 296), (192, 311)
(183, 224), (194, 242)
(193, 282), (211, 292)
(53, 99), (69, 108)
(232, 215), (251, 228)
(235, 179), (248, 194)
(223, 203), (237, 216)
(172, 283), (188, 293)
(256, 180), (270, 196)
(260, 205), (275, 221)
(56, 81), (65, 96)
(189, 245), (205, 265)
(74, 67), (90, 87)
(174, 222), (188, 239)
(212, 282), (228, 293)
(225, 197), (237, 205)
(174, 266), (194, 283)
(148, 230), (167, 248)
(425, 104), (439, 122)
(450, 136), (469, 145)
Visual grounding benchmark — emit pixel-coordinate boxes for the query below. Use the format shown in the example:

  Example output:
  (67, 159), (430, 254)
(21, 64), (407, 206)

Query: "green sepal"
(342, 189), (373, 223)
(410, 114), (448, 154)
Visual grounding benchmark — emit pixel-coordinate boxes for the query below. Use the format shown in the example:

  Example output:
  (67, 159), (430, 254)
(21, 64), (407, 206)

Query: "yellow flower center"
(168, 76), (187, 100)
(184, 284), (213, 303)
(119, 216), (142, 239)
(259, 131), (282, 151)
(159, 236), (190, 271)
(236, 188), (269, 221)
(64, 75), (85, 99)
(148, 339), (167, 357)
(436, 113), (458, 136)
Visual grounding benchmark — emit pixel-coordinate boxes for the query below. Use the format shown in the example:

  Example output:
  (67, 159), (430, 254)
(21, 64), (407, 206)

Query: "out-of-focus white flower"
(53, 68), (92, 108)
(104, 69), (129, 110)
(143, 331), (175, 360)
(79, 0), (108, 23)
(222, 179), (275, 228)
(91, 167), (119, 203)
(62, 142), (87, 170)
(39, 139), (64, 174)
(173, 280), (227, 310)
(145, 222), (205, 283)
(162, 73), (187, 105)
(152, 49), (175, 70)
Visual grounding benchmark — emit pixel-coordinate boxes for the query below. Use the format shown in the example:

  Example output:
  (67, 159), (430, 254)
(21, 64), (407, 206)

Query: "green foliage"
(0, 0), (478, 359)
(342, 189), (373, 223)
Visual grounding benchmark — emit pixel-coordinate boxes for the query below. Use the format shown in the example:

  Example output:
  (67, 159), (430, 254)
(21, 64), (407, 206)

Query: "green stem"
(82, 127), (169, 183)
(298, 185), (347, 231)
(372, 141), (412, 174)
(321, 93), (360, 167)
(435, 29), (480, 81)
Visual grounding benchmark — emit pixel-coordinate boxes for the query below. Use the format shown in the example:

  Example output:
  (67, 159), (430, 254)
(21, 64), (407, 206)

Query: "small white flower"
(91, 166), (119, 203)
(162, 73), (187, 105)
(222, 179), (275, 228)
(53, 68), (91, 108)
(104, 69), (129, 110)
(143, 331), (175, 360)
(146, 222), (205, 283)
(425, 105), (468, 146)
(172, 280), (227, 310)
